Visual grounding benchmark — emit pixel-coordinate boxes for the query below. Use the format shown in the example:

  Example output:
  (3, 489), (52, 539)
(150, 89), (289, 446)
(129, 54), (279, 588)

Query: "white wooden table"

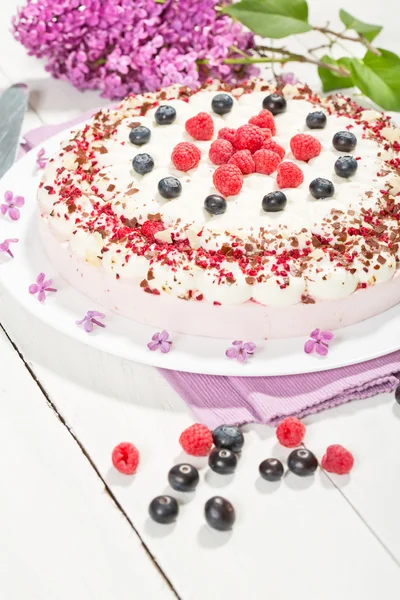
(1, 2), (400, 599)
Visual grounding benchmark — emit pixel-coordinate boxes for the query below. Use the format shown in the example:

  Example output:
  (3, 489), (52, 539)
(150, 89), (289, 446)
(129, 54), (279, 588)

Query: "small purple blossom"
(1, 191), (25, 221)
(29, 272), (57, 303)
(225, 340), (256, 364)
(147, 330), (172, 353)
(0, 238), (18, 258)
(76, 310), (106, 333)
(36, 148), (48, 169)
(278, 72), (298, 85)
(304, 329), (334, 357)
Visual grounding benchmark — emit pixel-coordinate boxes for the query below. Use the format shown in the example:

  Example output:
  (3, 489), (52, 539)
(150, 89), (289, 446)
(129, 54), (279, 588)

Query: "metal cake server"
(0, 84), (28, 179)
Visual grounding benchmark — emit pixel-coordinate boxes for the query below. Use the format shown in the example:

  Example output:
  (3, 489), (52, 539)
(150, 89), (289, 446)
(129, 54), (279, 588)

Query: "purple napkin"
(22, 115), (400, 427)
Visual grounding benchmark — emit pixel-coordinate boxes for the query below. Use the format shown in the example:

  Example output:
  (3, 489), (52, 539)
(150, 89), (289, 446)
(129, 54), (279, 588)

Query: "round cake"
(37, 78), (400, 339)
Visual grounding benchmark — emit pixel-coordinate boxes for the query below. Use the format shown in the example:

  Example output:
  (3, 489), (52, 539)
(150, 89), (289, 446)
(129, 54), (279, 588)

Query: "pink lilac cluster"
(12, 0), (257, 100)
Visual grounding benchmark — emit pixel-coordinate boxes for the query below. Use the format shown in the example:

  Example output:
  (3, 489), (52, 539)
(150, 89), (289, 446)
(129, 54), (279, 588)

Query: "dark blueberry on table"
(262, 93), (287, 115)
(309, 177), (335, 199)
(208, 448), (237, 475)
(132, 153), (154, 175)
(211, 93), (234, 115)
(158, 176), (182, 199)
(259, 458), (284, 482)
(287, 448), (318, 477)
(154, 105), (176, 125)
(205, 496), (235, 531)
(332, 131), (357, 152)
(395, 383), (400, 404)
(168, 463), (199, 492)
(262, 191), (287, 212)
(204, 194), (227, 215)
(212, 424), (244, 453)
(149, 495), (179, 524)
(334, 155), (358, 178)
(306, 111), (327, 129)
(129, 125), (151, 146)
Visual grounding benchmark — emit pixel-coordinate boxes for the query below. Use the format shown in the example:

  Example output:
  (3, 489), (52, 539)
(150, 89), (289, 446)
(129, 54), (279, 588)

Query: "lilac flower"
(36, 148), (48, 169)
(225, 340), (256, 364)
(29, 272), (57, 303)
(0, 238), (18, 259)
(147, 330), (172, 353)
(1, 191), (25, 221)
(76, 310), (106, 333)
(278, 72), (298, 85)
(304, 329), (334, 357)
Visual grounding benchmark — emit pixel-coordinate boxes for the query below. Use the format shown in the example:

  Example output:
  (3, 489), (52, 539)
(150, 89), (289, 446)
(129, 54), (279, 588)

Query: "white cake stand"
(1, 128), (399, 376)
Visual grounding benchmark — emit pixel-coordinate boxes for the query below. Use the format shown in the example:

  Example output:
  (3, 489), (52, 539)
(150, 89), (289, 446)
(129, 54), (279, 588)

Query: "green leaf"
(339, 9), (382, 42)
(349, 49), (400, 110)
(317, 56), (353, 92)
(223, 0), (312, 39)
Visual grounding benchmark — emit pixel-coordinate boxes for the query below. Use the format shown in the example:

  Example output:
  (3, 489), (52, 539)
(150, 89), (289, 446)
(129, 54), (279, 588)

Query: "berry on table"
(149, 495), (179, 524)
(228, 149), (255, 174)
(321, 444), (354, 475)
(211, 93), (234, 115)
(212, 424), (244, 453)
(306, 111), (327, 129)
(154, 105), (176, 125)
(249, 109), (276, 135)
(132, 153), (154, 175)
(218, 127), (236, 145)
(287, 448), (318, 476)
(204, 496), (235, 531)
(276, 162), (304, 189)
(262, 138), (286, 159)
(213, 164), (243, 197)
(253, 149), (281, 175)
(204, 194), (227, 216)
(262, 191), (287, 212)
(112, 442), (140, 475)
(276, 417), (306, 448)
(129, 125), (151, 146)
(208, 448), (238, 474)
(179, 423), (213, 456)
(262, 93), (287, 116)
(334, 155), (358, 178)
(171, 142), (201, 171)
(209, 139), (234, 165)
(233, 124), (264, 153)
(141, 220), (164, 241)
(332, 131), (357, 152)
(309, 177), (335, 199)
(290, 133), (321, 162)
(259, 458), (284, 481)
(168, 463), (200, 492)
(185, 112), (214, 141)
(158, 176), (182, 199)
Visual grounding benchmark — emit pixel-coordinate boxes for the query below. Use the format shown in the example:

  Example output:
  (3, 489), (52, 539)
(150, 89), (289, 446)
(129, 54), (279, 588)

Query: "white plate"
(1, 128), (400, 376)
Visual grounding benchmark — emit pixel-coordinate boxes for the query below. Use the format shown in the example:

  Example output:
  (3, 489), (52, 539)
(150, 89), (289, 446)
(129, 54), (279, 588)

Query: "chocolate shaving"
(125, 188), (139, 196)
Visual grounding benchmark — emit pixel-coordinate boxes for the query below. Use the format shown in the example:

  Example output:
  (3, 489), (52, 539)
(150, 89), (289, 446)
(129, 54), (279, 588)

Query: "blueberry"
(129, 125), (151, 146)
(309, 178), (335, 199)
(149, 495), (179, 524)
(262, 93), (287, 115)
(287, 448), (318, 477)
(204, 496), (235, 531)
(262, 191), (287, 212)
(334, 155), (358, 178)
(395, 383), (400, 404)
(212, 425), (244, 453)
(154, 105), (176, 125)
(204, 194), (226, 216)
(306, 111), (327, 129)
(168, 463), (199, 492)
(332, 131), (357, 152)
(132, 153), (154, 175)
(259, 458), (284, 482)
(158, 177), (182, 199)
(211, 93), (234, 115)
(208, 448), (237, 475)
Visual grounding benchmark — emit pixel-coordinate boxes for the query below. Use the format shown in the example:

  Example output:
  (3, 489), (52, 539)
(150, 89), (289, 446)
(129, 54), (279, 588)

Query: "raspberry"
(249, 109), (276, 135)
(253, 149), (281, 175)
(228, 150), (255, 174)
(260, 128), (272, 139)
(290, 133), (321, 162)
(218, 127), (236, 145)
(185, 112), (214, 141)
(141, 220), (164, 241)
(233, 124), (264, 153)
(171, 142), (201, 171)
(213, 164), (243, 197)
(321, 444), (354, 475)
(209, 139), (234, 165)
(262, 138), (286, 159)
(112, 442), (140, 475)
(276, 417), (306, 448)
(276, 162), (304, 189)
(179, 423), (213, 456)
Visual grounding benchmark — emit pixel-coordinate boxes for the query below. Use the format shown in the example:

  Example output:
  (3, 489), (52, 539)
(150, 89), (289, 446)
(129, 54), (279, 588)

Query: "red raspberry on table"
(234, 124), (264, 153)
(171, 142), (201, 171)
(276, 161), (304, 188)
(276, 417), (306, 448)
(112, 442), (140, 475)
(209, 139), (234, 165)
(213, 164), (244, 196)
(290, 133), (321, 161)
(321, 444), (354, 475)
(228, 149), (255, 174)
(218, 127), (236, 145)
(249, 109), (276, 135)
(262, 138), (286, 159)
(179, 423), (213, 456)
(141, 220), (164, 241)
(185, 112), (214, 141)
(253, 149), (281, 175)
